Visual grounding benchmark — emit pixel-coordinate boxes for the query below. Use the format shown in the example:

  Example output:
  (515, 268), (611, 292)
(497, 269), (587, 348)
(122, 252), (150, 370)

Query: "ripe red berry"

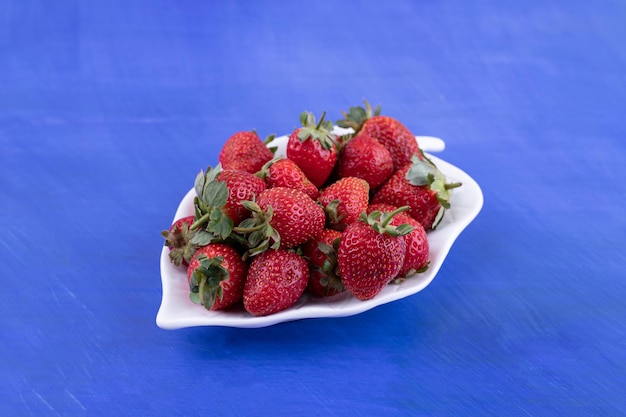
(336, 134), (393, 190)
(259, 157), (319, 199)
(187, 243), (247, 311)
(301, 229), (345, 297)
(286, 111), (338, 187)
(337, 208), (412, 300)
(243, 249), (309, 316)
(318, 177), (370, 231)
(367, 203), (429, 278)
(219, 131), (275, 174)
(337, 100), (420, 171)
(372, 154), (461, 230)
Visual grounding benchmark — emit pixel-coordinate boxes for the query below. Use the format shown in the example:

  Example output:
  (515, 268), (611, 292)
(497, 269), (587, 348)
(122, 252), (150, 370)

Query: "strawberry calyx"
(392, 262), (430, 284)
(405, 152), (462, 227)
(360, 206), (414, 237)
(314, 238), (345, 294)
(323, 199), (346, 226)
(255, 156), (282, 180)
(297, 111), (337, 150)
(190, 164), (235, 245)
(231, 200), (281, 258)
(262, 132), (278, 154)
(161, 219), (197, 266)
(189, 254), (229, 310)
(407, 151), (463, 205)
(336, 99), (382, 133)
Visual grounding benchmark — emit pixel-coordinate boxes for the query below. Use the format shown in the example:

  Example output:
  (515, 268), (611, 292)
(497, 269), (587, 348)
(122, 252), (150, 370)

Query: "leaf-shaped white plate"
(156, 135), (483, 329)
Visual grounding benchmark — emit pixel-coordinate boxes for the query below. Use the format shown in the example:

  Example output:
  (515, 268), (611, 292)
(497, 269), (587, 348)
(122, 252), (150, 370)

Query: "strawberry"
(337, 100), (420, 171)
(233, 187), (325, 256)
(301, 229), (345, 297)
(318, 177), (370, 231)
(257, 157), (319, 199)
(367, 204), (429, 278)
(336, 134), (393, 190)
(286, 111), (338, 188)
(218, 131), (276, 174)
(161, 215), (197, 266)
(372, 153), (461, 230)
(191, 165), (266, 245)
(337, 207), (413, 300)
(186, 243), (247, 311)
(218, 169), (267, 224)
(243, 249), (309, 316)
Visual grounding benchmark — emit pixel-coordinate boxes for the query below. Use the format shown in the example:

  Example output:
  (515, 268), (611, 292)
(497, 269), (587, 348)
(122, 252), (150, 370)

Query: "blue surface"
(1, 1), (625, 415)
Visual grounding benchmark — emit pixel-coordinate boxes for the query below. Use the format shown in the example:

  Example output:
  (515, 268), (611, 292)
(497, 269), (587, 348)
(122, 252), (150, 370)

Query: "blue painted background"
(1, 1), (625, 415)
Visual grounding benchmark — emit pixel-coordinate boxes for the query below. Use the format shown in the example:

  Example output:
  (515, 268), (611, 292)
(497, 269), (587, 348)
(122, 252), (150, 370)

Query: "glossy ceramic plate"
(156, 134), (483, 329)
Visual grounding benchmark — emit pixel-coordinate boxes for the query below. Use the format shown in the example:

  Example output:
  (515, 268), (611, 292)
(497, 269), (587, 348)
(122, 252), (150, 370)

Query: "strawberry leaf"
(191, 164), (236, 241)
(189, 291), (200, 304)
(390, 223), (414, 237)
(194, 170), (206, 199)
(248, 230), (264, 247)
(317, 242), (336, 259)
(432, 206), (446, 230)
(263, 133), (276, 146)
(232, 204), (281, 259)
(202, 180), (229, 208)
(207, 209), (234, 240)
(194, 165), (223, 198)
(237, 217), (258, 230)
(406, 153), (462, 216)
(240, 200), (261, 213)
(190, 230), (215, 246)
(336, 99), (380, 131)
(406, 155), (438, 186)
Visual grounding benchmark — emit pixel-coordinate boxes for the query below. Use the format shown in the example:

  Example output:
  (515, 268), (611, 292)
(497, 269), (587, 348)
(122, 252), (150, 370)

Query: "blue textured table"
(1, 1), (625, 416)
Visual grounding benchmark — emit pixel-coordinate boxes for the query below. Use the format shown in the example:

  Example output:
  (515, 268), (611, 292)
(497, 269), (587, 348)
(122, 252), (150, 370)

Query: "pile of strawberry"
(162, 101), (461, 317)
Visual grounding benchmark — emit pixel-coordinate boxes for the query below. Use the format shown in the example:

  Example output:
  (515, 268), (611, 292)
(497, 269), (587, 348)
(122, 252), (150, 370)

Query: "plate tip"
(416, 136), (446, 153)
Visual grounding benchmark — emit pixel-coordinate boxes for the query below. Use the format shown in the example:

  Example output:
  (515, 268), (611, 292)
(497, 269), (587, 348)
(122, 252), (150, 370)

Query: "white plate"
(156, 134), (483, 329)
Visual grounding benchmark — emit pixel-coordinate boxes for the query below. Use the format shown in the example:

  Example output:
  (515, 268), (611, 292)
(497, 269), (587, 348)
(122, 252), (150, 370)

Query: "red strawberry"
(372, 153), (461, 230)
(161, 215), (198, 266)
(336, 134), (394, 190)
(191, 165), (266, 245)
(218, 131), (275, 174)
(301, 229), (345, 297)
(218, 169), (267, 224)
(243, 249), (309, 316)
(233, 187), (325, 255)
(186, 243), (247, 311)
(367, 204), (429, 278)
(337, 100), (420, 170)
(337, 208), (413, 300)
(287, 111), (338, 187)
(318, 177), (370, 231)
(258, 157), (319, 199)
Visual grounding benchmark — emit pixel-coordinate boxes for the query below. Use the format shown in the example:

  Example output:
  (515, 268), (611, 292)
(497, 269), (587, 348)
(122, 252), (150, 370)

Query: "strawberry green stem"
(445, 182), (463, 190)
(381, 206), (410, 228)
(227, 232), (248, 246)
(316, 111), (327, 130)
(198, 276), (207, 306)
(190, 213), (210, 230)
(233, 223), (267, 233)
